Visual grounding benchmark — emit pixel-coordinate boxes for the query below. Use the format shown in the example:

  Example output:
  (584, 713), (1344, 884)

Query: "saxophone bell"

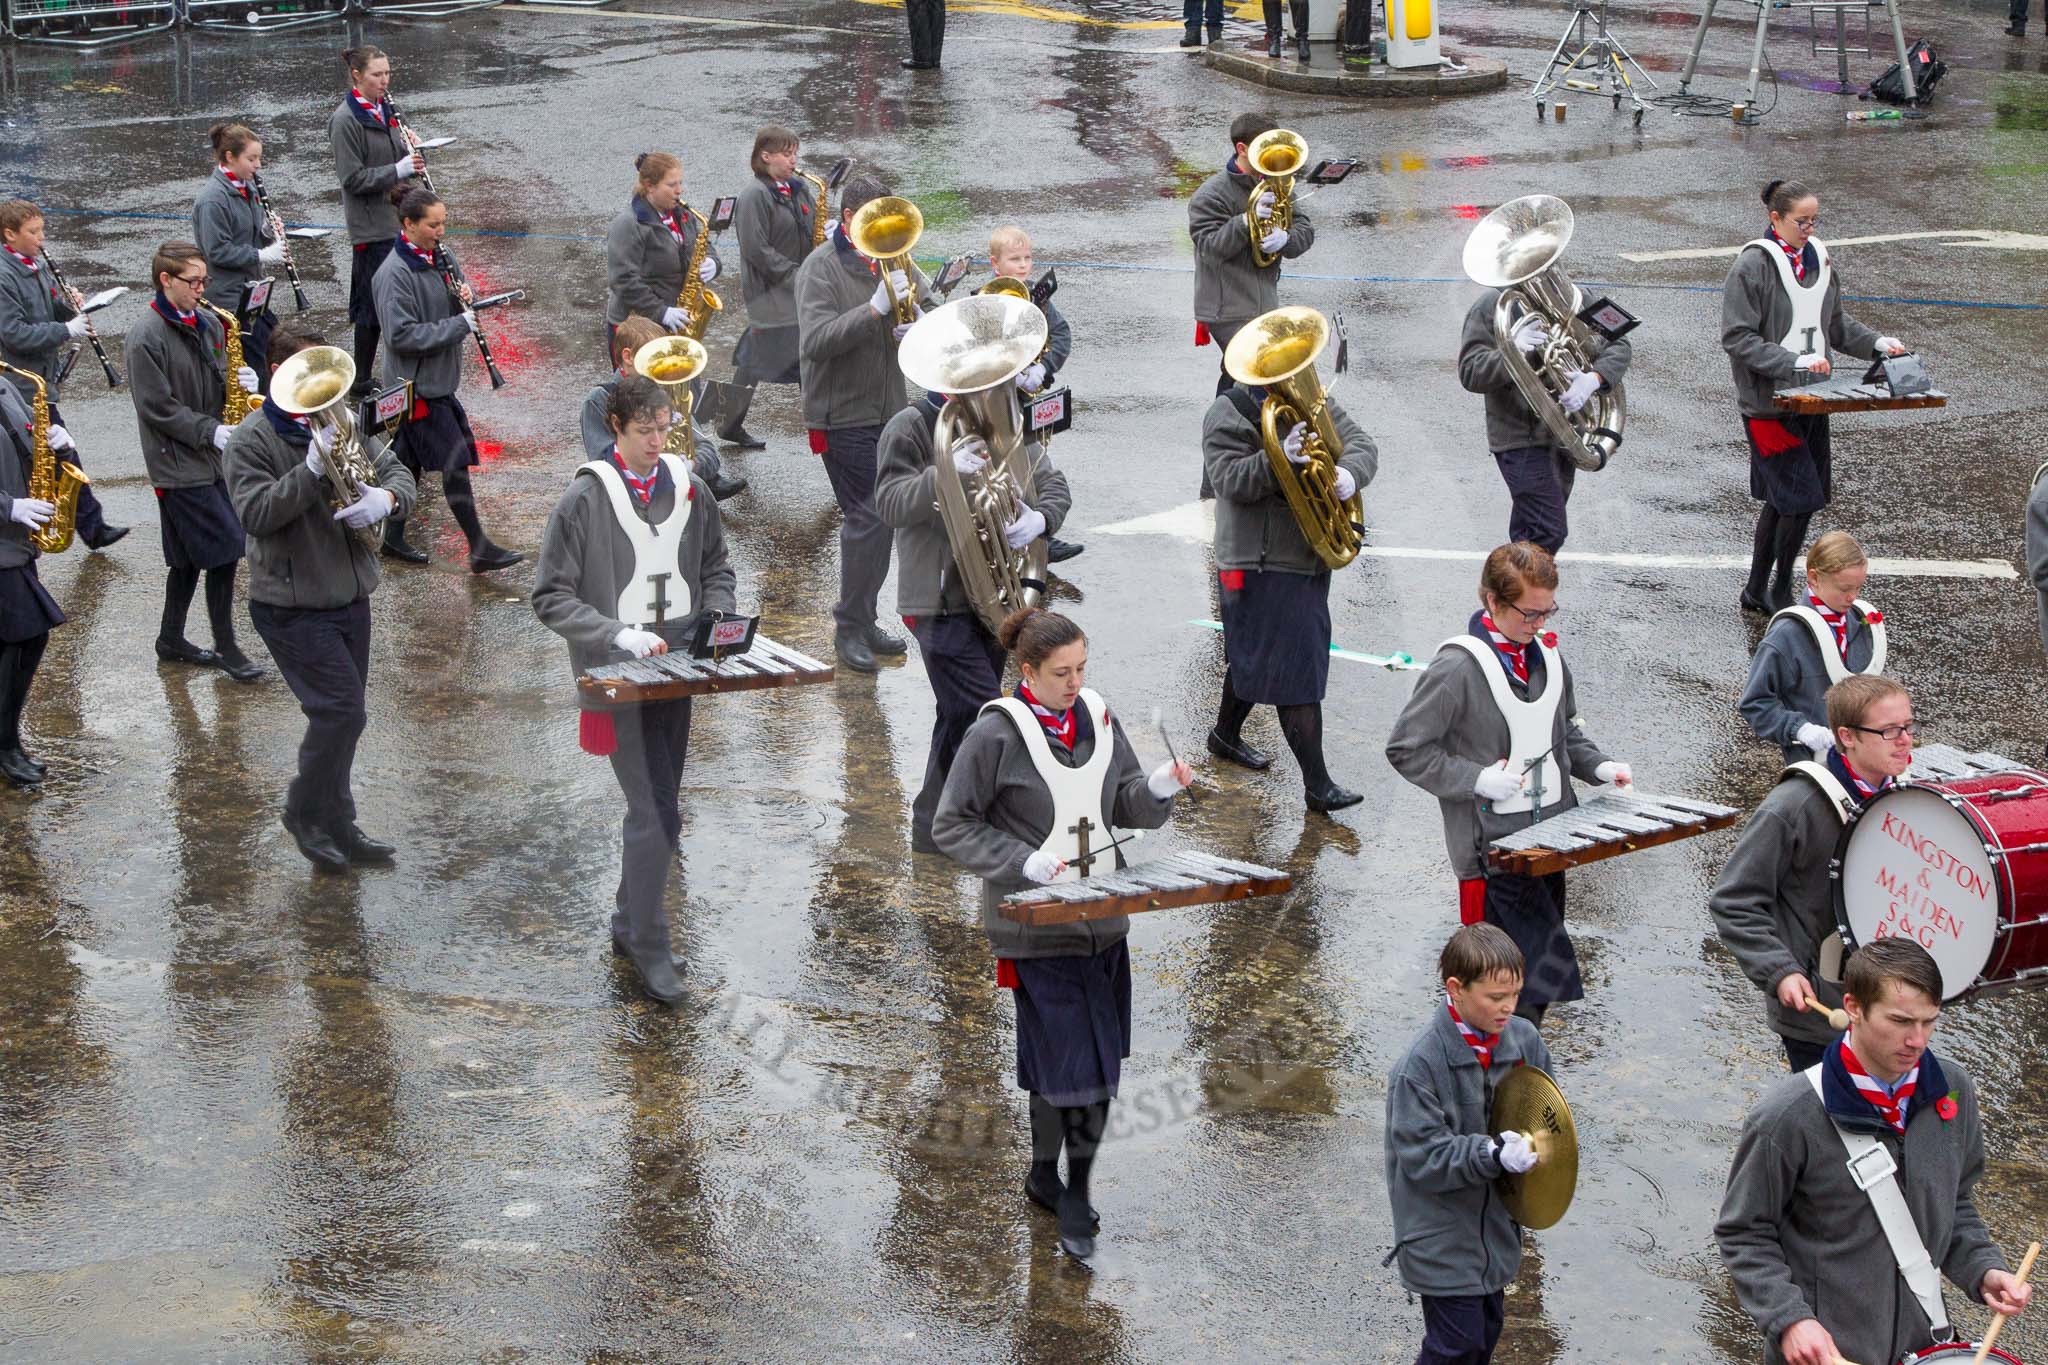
(0, 360), (89, 555)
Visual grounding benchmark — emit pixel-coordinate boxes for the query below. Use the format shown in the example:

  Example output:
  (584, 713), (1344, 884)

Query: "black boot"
(1180, 21), (1202, 46)
(350, 324), (381, 397)
(1740, 505), (1778, 612)
(2007, 17), (2026, 33)
(381, 517), (429, 564)
(1025, 1092), (1066, 1214)
(623, 936), (686, 1005)
(834, 628), (878, 674)
(1208, 22), (1223, 40)
(1209, 673), (1268, 769)
(717, 384), (766, 448)
(1057, 1102), (1108, 1260)
(0, 747), (43, 788)
(1766, 511), (1811, 612)
(1263, 0), (1282, 53)
(1292, 0), (1312, 59)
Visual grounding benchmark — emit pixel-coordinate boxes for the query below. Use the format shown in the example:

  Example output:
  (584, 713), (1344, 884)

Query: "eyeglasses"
(1849, 721), (1917, 742)
(176, 273), (210, 287)
(1504, 603), (1561, 626)
(1790, 214), (1822, 229)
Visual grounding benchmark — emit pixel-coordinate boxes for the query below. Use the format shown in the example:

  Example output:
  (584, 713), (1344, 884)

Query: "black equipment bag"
(1867, 40), (1945, 106)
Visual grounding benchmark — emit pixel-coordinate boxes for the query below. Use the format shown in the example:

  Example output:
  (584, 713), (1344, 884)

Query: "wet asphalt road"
(2, 0), (2048, 1359)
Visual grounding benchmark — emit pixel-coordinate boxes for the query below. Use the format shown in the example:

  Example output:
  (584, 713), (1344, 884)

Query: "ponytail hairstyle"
(1762, 179), (1815, 217)
(1477, 541), (1559, 611)
(396, 187), (442, 224)
(1804, 530), (1867, 581)
(634, 151), (681, 197)
(209, 122), (259, 165)
(750, 125), (798, 177)
(997, 606), (1085, 669)
(342, 45), (388, 80)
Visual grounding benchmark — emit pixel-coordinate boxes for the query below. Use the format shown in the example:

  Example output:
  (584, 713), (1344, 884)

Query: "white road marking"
(445, 1085), (531, 1100)
(1620, 229), (2048, 263)
(460, 1239), (541, 1254)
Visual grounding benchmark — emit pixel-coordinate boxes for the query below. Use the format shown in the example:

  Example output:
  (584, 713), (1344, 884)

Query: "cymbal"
(1489, 1064), (1578, 1230)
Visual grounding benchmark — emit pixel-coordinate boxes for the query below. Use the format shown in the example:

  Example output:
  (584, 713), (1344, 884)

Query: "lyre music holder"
(1530, 0), (1658, 123)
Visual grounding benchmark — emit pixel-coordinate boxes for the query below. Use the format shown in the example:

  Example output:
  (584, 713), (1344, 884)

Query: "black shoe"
(900, 57), (937, 68)
(2007, 19), (2026, 33)
(20, 751), (47, 776)
(216, 646), (267, 684)
(0, 748), (43, 788)
(1738, 589), (1770, 614)
(156, 637), (222, 670)
(1057, 1189), (1097, 1260)
(335, 823), (397, 866)
(1266, 33), (1282, 55)
(381, 533), (429, 564)
(1207, 727), (1272, 771)
(619, 939), (686, 1005)
(1297, 34), (1311, 59)
(1180, 23), (1202, 45)
(1047, 537), (1085, 564)
(863, 624), (907, 656)
(835, 631), (879, 674)
(1765, 582), (1795, 612)
(1208, 24), (1223, 40)
(347, 378), (379, 401)
(469, 542), (526, 574)
(718, 426), (767, 450)
(911, 826), (942, 856)
(1306, 782), (1364, 813)
(1025, 1171), (1100, 1228)
(709, 473), (750, 501)
(83, 524), (130, 551)
(281, 808), (350, 872)
(611, 931), (686, 971)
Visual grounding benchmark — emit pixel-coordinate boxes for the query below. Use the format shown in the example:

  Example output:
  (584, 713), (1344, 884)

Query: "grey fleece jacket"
(532, 463), (737, 711)
(226, 410), (418, 610)
(191, 171), (277, 315)
(1737, 610), (1878, 762)
(603, 199), (724, 328)
(796, 230), (933, 431)
(125, 304), (229, 490)
(371, 247), (469, 400)
(933, 703), (1174, 961)
(1384, 1006), (1552, 1297)
(873, 398), (1070, 618)
(326, 99), (412, 245)
(0, 254), (77, 399)
(1456, 288), (1631, 453)
(0, 381), (42, 570)
(1706, 771), (1853, 1046)
(733, 175), (816, 330)
(1715, 1058), (2005, 1365)
(1721, 244), (1882, 418)
(1203, 388), (1377, 576)
(1187, 163), (1315, 326)
(2028, 466), (2048, 664)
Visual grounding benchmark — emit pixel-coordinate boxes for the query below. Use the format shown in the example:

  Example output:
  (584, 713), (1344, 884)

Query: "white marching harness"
(1442, 635), (1567, 817)
(983, 688), (1117, 886)
(583, 455), (694, 631)
(1784, 760), (1858, 980)
(1770, 600), (1888, 685)
(1746, 235), (1834, 360)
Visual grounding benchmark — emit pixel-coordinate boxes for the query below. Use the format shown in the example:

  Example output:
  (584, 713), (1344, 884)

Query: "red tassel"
(1218, 569), (1245, 592)
(807, 428), (828, 455)
(1194, 322), (1211, 347)
(1458, 878), (1486, 926)
(579, 709), (617, 757)
(1746, 416), (1802, 458)
(995, 958), (1020, 990)
(411, 396), (429, 421)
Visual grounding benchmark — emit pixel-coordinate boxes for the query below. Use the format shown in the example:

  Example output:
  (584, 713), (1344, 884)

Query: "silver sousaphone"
(897, 294), (1051, 636)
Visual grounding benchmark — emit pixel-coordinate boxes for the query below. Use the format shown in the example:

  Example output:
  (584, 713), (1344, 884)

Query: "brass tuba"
(633, 335), (707, 463)
(1461, 194), (1625, 472)
(0, 361), (89, 555)
(199, 301), (254, 426)
(1244, 128), (1307, 269)
(270, 345), (383, 550)
(847, 196), (923, 327)
(897, 294), (1050, 636)
(674, 203), (722, 342)
(1223, 306), (1363, 571)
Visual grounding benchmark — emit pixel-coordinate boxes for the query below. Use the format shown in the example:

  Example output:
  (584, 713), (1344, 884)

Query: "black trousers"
(820, 426), (891, 635)
(909, 613), (1006, 841)
(1493, 444), (1575, 554)
(1782, 1035), (1829, 1072)
(1417, 1292), (1505, 1365)
(906, 0), (946, 61)
(1342, 0), (1374, 46)
(606, 698), (693, 955)
(250, 597), (371, 833)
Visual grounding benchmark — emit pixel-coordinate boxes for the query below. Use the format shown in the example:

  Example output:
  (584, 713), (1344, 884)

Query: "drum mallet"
(1802, 996), (1851, 1032)
(1973, 1239), (2040, 1364)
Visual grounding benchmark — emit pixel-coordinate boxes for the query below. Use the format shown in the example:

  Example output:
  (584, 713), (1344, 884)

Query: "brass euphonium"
(897, 294), (1050, 636)
(1461, 194), (1625, 472)
(1223, 306), (1363, 572)
(198, 301), (253, 425)
(633, 335), (708, 463)
(674, 203), (722, 342)
(1244, 128), (1307, 269)
(846, 195), (923, 326)
(270, 346), (383, 550)
(0, 360), (89, 555)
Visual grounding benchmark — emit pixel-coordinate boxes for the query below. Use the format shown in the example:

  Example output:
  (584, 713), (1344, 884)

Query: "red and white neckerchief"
(1480, 614), (1530, 685)
(220, 168), (251, 200)
(1019, 683), (1076, 751)
(349, 88), (390, 127)
(774, 181), (792, 198)
(1808, 593), (1850, 659)
(658, 208), (687, 244)
(1837, 754), (1890, 802)
(1446, 994), (1496, 1069)
(152, 297), (199, 329)
(3, 246), (36, 273)
(611, 450), (657, 505)
(1840, 1041), (1917, 1134)
(1769, 228), (1807, 283)
(395, 231), (437, 269)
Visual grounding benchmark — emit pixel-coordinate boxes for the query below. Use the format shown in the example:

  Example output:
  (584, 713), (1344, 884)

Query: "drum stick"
(1802, 996), (1850, 1032)
(1973, 1239), (2040, 1364)
(1152, 707), (1195, 804)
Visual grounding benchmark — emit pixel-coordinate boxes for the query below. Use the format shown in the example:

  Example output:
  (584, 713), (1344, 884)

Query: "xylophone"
(1487, 790), (1740, 877)
(1772, 376), (1947, 416)
(1906, 742), (2031, 782)
(1000, 850), (1293, 927)
(578, 636), (833, 704)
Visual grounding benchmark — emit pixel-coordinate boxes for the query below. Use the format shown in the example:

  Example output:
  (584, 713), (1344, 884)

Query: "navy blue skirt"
(1013, 941), (1132, 1106)
(1484, 870), (1581, 1007)
(1218, 567), (1332, 706)
(733, 324), (801, 386)
(396, 393), (480, 473)
(1745, 412), (1832, 516)
(157, 480), (246, 571)
(0, 561), (64, 643)
(349, 238), (395, 327)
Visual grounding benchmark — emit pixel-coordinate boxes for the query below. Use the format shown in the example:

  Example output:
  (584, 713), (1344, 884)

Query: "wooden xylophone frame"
(1486, 790), (1740, 877)
(578, 635), (833, 704)
(1772, 381), (1948, 416)
(999, 851), (1294, 927)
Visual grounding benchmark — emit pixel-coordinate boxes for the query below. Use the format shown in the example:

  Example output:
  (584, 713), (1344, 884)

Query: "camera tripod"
(1532, 0), (1659, 123)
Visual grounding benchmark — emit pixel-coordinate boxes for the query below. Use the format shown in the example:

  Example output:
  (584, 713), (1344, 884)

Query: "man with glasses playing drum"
(1709, 674), (1917, 1072)
(1716, 936), (2032, 1365)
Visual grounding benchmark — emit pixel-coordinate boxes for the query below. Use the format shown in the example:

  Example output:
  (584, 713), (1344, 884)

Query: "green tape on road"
(1190, 620), (1425, 671)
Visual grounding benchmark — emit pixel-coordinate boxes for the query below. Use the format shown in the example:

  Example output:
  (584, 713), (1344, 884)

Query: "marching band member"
(1738, 531), (1885, 764)
(875, 382), (1071, 856)
(193, 122), (287, 399)
(1457, 283), (1630, 555)
(721, 125), (815, 453)
(2029, 465), (2048, 682)
(1188, 115), (1315, 404)
(581, 316), (734, 496)
(328, 45), (423, 399)
(1716, 938), (2030, 1365)
(0, 374), (64, 788)
(125, 241), (266, 684)
(794, 175), (929, 675)
(985, 225), (1082, 564)
(1202, 345), (1375, 813)
(533, 373), (736, 1007)
(604, 152), (723, 364)
(932, 606), (1192, 1260)
(1385, 543), (1631, 1026)
(1262, 0), (1312, 60)
(1709, 674), (1916, 1072)
(1722, 179), (1906, 612)
(0, 199), (127, 551)
(225, 328), (416, 871)
(370, 189), (522, 572)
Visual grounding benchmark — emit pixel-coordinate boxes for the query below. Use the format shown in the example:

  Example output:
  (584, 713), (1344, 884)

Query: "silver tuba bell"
(897, 294), (1051, 636)
(1462, 194), (1625, 472)
(271, 345), (384, 549)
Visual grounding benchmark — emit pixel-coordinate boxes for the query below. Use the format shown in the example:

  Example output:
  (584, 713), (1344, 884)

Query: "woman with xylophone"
(1385, 542), (1634, 1028)
(933, 606), (1191, 1263)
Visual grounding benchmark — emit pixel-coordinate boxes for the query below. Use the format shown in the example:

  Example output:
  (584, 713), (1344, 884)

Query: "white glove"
(1474, 764), (1523, 803)
(1280, 421), (1309, 464)
(696, 256), (719, 283)
(46, 424), (74, 453)
(333, 483), (394, 529)
(392, 156), (418, 180)
(1022, 849), (1066, 883)
(1259, 228), (1290, 256)
(1876, 335), (1904, 355)
(869, 270), (910, 316)
(236, 366), (260, 395)
(1254, 190), (1276, 217)
(1595, 761), (1632, 788)
(892, 322), (914, 342)
(661, 306), (691, 332)
(1146, 759), (1193, 799)
(7, 496), (53, 529)
(1014, 362), (1047, 393)
(304, 446), (326, 478)
(1510, 313), (1549, 356)
(258, 241), (289, 266)
(950, 435), (989, 476)
(212, 424), (231, 451)
(65, 315), (91, 339)
(613, 626), (665, 659)
(1794, 352), (1828, 372)
(1797, 722), (1835, 758)
(1332, 467), (1357, 501)
(1559, 370), (1601, 414)
(1003, 504), (1047, 550)
(1496, 1131), (1539, 1174)
(461, 309), (478, 333)
(310, 423), (336, 459)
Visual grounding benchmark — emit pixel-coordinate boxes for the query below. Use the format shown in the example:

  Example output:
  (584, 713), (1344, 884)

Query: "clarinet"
(39, 249), (120, 388)
(438, 246), (505, 390)
(385, 97), (437, 197)
(250, 172), (310, 313)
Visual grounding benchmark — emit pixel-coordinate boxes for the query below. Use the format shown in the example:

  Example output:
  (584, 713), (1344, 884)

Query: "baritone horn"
(634, 335), (707, 462)
(1245, 128), (1307, 269)
(1461, 194), (1625, 472)
(270, 345), (383, 550)
(1223, 306), (1362, 571)
(847, 195), (923, 326)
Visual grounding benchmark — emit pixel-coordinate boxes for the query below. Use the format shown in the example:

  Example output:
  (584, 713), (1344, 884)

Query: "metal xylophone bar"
(1489, 790), (1739, 855)
(1003, 851), (1291, 906)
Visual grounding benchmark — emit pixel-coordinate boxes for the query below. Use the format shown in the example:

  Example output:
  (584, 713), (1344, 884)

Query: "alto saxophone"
(674, 203), (721, 341)
(793, 165), (830, 249)
(0, 360), (90, 555)
(199, 301), (254, 426)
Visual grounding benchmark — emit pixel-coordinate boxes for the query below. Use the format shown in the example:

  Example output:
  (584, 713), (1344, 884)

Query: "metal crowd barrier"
(1, 0), (502, 44)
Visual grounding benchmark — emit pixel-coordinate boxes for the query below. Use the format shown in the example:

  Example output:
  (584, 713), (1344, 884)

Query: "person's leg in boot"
(1207, 0), (1223, 42)
(1208, 668), (1268, 769)
(1290, 0), (1311, 58)
(1282, 702), (1359, 811)
(1767, 510), (1812, 611)
(351, 323), (382, 397)
(607, 703), (687, 1004)
(1181, 0), (1203, 45)
(0, 635), (48, 785)
(157, 566), (218, 667)
(822, 427), (891, 671)
(1263, 0), (1283, 54)
(1740, 504), (1779, 611)
(446, 469), (524, 573)
(717, 375), (765, 448)
(382, 448), (429, 563)
(251, 601), (355, 871)
(205, 565), (265, 683)
(1025, 1092), (1065, 1212)
(1057, 1100), (1108, 1258)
